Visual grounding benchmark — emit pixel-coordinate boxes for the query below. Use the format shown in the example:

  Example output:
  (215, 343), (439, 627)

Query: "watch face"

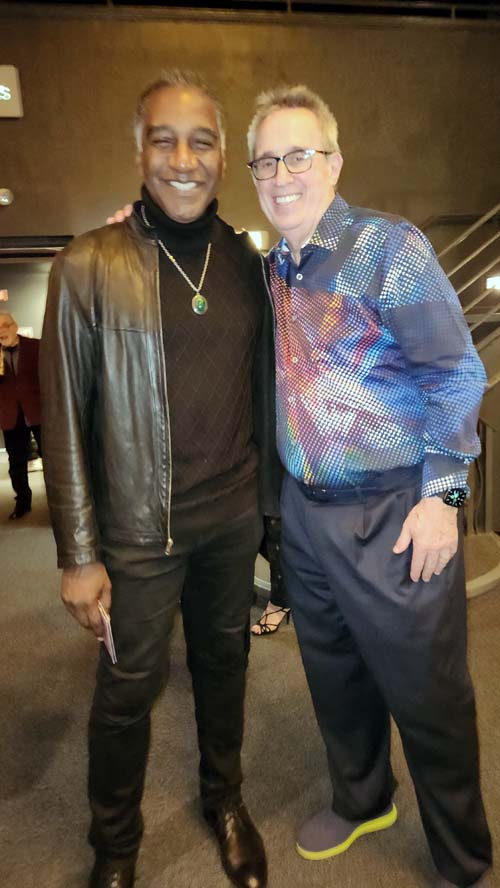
(443, 488), (467, 508)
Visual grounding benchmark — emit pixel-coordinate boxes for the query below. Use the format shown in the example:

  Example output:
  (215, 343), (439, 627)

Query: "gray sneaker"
(296, 802), (397, 860)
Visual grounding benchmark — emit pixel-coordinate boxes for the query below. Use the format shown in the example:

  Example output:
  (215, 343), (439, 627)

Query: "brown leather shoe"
(204, 800), (267, 888)
(89, 856), (136, 888)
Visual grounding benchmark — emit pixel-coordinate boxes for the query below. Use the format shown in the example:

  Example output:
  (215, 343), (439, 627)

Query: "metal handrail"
(293, 0), (500, 9)
(477, 324), (500, 354)
(469, 298), (500, 333)
(455, 257), (500, 296)
(2, 0), (500, 22)
(446, 229), (500, 278)
(463, 287), (492, 315)
(434, 202), (500, 384)
(437, 200), (500, 259)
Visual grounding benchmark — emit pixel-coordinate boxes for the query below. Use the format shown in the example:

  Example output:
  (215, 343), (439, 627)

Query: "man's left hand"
(393, 496), (459, 583)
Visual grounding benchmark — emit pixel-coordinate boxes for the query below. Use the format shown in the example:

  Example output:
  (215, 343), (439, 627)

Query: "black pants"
(281, 470), (491, 888)
(3, 409), (42, 507)
(88, 490), (262, 860)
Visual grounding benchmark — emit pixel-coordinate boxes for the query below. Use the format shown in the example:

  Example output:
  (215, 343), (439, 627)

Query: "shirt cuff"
(421, 452), (471, 498)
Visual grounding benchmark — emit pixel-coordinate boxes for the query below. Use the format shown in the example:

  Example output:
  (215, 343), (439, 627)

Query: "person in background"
(40, 70), (278, 888)
(246, 85), (492, 888)
(0, 312), (42, 520)
(252, 515), (290, 636)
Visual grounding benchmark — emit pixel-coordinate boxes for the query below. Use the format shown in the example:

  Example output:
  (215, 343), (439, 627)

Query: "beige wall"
(1, 12), (499, 525)
(0, 15), (499, 240)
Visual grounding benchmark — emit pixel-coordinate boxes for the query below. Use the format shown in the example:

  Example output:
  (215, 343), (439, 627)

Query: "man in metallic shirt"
(247, 85), (491, 888)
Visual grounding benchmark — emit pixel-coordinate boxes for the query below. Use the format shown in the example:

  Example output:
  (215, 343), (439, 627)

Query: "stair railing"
(434, 201), (500, 358)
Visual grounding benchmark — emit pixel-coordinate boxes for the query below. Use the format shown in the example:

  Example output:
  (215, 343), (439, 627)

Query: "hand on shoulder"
(106, 204), (133, 225)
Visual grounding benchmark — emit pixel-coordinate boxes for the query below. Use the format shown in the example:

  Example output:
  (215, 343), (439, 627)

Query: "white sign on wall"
(0, 66), (23, 118)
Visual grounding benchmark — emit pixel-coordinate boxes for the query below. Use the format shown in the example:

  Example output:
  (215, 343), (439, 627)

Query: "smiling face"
(139, 85), (225, 223)
(0, 313), (18, 348)
(252, 107), (343, 254)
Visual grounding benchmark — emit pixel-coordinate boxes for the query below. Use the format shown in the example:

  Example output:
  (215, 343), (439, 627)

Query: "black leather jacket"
(40, 214), (280, 569)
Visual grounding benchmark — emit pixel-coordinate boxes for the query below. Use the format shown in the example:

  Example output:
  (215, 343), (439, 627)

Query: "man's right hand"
(61, 562), (112, 637)
(106, 204), (133, 225)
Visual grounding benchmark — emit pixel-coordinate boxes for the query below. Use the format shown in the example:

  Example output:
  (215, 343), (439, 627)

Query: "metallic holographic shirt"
(269, 194), (487, 496)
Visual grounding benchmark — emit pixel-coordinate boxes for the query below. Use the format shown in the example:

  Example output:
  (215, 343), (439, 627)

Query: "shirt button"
(291, 356), (298, 364)
(291, 314), (298, 321)
(296, 273), (303, 280)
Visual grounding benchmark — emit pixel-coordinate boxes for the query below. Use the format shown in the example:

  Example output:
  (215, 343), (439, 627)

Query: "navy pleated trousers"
(281, 468), (492, 888)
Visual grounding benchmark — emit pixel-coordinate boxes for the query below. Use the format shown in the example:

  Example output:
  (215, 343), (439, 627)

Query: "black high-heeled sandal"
(251, 606), (291, 636)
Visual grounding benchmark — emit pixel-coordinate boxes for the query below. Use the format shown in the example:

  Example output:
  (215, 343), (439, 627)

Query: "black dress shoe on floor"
(204, 800), (267, 888)
(9, 501), (31, 520)
(89, 856), (136, 888)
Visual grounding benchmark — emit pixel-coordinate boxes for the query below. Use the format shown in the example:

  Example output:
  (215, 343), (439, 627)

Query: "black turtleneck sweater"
(138, 187), (264, 507)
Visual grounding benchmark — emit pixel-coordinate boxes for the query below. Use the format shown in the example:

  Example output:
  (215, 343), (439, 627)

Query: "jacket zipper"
(260, 254), (276, 333)
(154, 260), (174, 555)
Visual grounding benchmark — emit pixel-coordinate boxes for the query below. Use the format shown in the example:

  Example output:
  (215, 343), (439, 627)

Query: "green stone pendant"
(192, 293), (208, 315)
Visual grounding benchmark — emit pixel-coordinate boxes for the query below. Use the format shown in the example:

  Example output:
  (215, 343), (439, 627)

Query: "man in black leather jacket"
(40, 70), (278, 888)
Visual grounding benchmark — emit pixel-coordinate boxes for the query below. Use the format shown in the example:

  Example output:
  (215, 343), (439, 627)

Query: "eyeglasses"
(247, 148), (332, 181)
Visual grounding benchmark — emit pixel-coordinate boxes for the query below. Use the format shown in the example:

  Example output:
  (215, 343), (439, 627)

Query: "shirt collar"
(270, 192), (349, 261)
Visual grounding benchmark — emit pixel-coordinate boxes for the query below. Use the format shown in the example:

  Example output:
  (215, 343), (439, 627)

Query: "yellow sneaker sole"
(296, 802), (398, 861)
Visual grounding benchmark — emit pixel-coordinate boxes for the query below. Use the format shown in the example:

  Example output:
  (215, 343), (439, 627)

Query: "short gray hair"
(134, 69), (226, 154)
(247, 85), (340, 159)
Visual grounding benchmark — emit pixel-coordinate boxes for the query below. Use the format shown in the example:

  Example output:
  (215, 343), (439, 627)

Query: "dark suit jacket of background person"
(40, 213), (281, 570)
(0, 335), (41, 431)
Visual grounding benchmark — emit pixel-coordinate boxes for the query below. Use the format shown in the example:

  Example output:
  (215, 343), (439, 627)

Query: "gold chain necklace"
(141, 204), (211, 315)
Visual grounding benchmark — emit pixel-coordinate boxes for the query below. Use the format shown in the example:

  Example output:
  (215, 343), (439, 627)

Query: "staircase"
(424, 202), (500, 595)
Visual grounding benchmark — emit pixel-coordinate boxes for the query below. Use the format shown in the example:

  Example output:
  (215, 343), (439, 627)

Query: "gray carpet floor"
(0, 458), (498, 888)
